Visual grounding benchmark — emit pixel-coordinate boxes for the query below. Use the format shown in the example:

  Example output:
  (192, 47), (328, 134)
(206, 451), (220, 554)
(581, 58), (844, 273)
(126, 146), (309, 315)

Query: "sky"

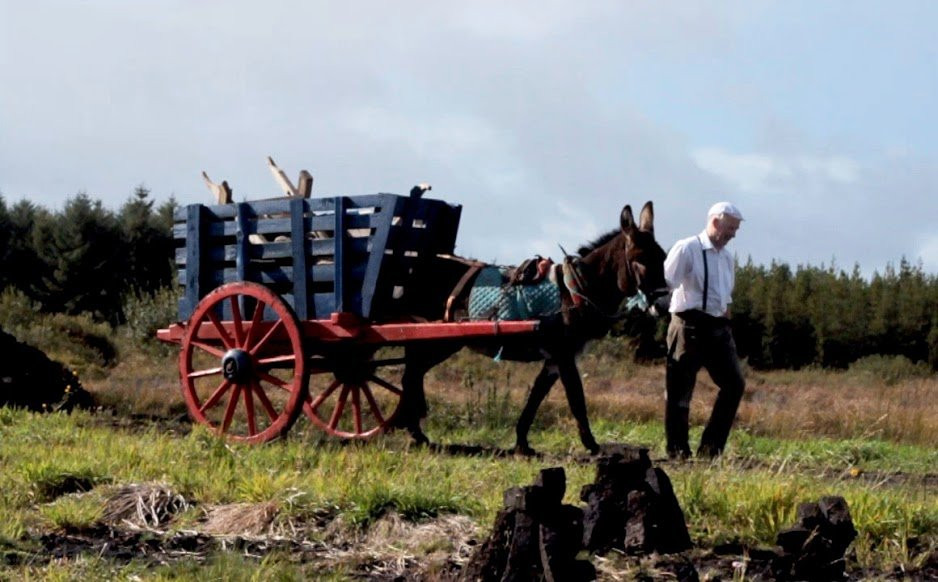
(2, 1), (936, 274)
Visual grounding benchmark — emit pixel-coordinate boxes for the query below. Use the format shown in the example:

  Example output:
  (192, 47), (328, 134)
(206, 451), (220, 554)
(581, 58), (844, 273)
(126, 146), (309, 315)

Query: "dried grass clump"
(364, 512), (479, 562)
(200, 501), (279, 537)
(101, 482), (192, 530)
(317, 511), (480, 580)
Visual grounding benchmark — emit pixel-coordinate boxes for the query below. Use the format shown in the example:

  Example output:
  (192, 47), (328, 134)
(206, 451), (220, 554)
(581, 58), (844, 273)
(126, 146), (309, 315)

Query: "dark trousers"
(665, 312), (746, 457)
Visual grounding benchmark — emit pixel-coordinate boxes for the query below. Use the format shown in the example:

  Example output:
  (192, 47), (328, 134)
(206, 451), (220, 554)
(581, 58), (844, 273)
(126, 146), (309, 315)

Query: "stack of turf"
(0, 326), (94, 412)
(774, 496), (858, 580)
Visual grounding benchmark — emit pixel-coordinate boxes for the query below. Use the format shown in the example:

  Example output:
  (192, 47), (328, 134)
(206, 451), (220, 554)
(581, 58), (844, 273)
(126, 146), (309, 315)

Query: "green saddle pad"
(468, 266), (561, 320)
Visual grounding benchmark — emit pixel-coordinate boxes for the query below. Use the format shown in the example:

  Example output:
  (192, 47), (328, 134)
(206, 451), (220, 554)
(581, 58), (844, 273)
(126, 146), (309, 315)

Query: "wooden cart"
(158, 193), (538, 443)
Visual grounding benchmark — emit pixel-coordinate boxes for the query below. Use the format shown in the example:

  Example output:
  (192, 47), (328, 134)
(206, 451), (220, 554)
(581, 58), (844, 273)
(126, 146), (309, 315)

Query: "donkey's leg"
(398, 361), (430, 446)
(514, 362), (559, 456)
(557, 355), (600, 454)
(398, 343), (459, 446)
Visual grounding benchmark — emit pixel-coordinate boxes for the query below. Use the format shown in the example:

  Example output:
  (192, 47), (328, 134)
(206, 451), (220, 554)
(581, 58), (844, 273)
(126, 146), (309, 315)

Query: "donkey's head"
(577, 201), (668, 315)
(618, 201), (668, 302)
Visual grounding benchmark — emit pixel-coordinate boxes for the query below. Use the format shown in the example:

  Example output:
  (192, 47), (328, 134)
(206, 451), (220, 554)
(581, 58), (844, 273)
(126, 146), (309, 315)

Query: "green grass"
(0, 329), (936, 579)
(0, 403), (934, 579)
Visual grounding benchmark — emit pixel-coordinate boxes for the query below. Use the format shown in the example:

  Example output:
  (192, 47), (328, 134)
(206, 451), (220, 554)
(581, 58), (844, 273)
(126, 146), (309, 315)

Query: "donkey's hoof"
(513, 443), (537, 457)
(409, 431), (430, 447)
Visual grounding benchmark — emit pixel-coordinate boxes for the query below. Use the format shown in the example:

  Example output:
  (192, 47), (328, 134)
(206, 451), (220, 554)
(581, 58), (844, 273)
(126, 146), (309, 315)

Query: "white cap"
(707, 201), (743, 220)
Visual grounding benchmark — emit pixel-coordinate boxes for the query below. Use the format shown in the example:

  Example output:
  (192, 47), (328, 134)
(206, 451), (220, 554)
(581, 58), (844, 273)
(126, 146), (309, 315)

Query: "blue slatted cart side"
(173, 193), (461, 322)
(366, 196), (462, 319)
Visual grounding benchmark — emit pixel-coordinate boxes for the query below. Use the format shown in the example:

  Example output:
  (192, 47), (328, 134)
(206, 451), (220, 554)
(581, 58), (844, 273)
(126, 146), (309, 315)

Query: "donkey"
(394, 201), (668, 455)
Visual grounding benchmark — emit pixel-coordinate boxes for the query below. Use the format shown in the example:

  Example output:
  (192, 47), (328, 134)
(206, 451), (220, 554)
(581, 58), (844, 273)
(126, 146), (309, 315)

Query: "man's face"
(709, 215), (741, 249)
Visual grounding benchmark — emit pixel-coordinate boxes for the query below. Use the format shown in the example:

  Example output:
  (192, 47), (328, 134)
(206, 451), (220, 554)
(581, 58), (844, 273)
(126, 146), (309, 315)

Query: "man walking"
(663, 202), (745, 459)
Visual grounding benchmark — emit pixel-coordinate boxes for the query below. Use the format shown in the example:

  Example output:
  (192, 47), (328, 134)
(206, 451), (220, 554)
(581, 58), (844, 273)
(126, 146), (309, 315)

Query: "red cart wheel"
(301, 354), (404, 439)
(179, 282), (307, 443)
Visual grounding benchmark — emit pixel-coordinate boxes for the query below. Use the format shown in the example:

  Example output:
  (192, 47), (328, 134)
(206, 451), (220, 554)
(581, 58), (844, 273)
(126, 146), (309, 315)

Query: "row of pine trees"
(731, 259), (938, 370)
(1, 189), (937, 370)
(0, 187), (176, 324)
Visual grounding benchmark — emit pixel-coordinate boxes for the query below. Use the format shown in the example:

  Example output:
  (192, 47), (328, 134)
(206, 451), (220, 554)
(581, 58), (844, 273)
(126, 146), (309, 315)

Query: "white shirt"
(664, 230), (735, 317)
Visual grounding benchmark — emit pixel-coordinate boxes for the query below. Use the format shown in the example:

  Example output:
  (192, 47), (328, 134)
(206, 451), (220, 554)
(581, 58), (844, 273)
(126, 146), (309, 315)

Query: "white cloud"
(794, 155), (860, 184)
(691, 148), (860, 194)
(691, 148), (786, 193)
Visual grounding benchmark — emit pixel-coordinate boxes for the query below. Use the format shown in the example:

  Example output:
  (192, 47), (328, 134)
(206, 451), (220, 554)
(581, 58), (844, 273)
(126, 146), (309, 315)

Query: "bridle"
(560, 243), (651, 321)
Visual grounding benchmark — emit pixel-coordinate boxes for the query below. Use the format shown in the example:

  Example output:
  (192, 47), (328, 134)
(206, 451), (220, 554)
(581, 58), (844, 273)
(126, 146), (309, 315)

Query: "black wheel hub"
(222, 349), (253, 382)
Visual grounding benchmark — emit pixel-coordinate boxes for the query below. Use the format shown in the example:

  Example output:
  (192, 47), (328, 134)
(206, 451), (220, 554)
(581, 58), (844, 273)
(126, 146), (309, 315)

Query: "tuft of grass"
(20, 463), (108, 503)
(39, 493), (104, 530)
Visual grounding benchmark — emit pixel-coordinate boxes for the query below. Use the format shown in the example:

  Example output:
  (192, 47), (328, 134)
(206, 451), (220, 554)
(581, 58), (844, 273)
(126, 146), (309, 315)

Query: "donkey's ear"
(638, 201), (654, 233)
(620, 205), (637, 236)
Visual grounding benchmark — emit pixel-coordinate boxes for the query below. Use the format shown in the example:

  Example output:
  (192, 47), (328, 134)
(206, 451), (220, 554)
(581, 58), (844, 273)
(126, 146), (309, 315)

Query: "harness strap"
(445, 264), (484, 322)
(562, 256), (588, 308)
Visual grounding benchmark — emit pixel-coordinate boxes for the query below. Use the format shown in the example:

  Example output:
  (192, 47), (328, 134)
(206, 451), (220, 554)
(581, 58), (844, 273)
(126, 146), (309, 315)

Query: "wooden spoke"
(351, 385), (363, 434)
(199, 379), (233, 414)
(230, 296), (246, 347)
(300, 397), (317, 421)
(309, 379), (342, 412)
(206, 310), (235, 350)
(187, 366), (223, 379)
(220, 384), (242, 434)
(255, 354), (297, 368)
(190, 339), (226, 359)
(328, 385), (351, 430)
(243, 383), (257, 436)
(258, 371), (289, 388)
(250, 319), (284, 356)
(360, 383), (385, 425)
(242, 298), (267, 350)
(369, 375), (404, 396)
(251, 381), (280, 423)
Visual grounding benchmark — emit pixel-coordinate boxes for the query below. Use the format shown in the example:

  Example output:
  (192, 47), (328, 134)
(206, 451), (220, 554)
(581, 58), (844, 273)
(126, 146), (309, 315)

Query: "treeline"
(0, 187), (176, 325)
(731, 259), (938, 371)
(1, 190), (937, 370)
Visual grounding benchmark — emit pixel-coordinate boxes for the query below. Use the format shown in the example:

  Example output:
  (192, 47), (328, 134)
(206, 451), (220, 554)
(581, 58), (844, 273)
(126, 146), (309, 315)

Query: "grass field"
(1, 337), (935, 580)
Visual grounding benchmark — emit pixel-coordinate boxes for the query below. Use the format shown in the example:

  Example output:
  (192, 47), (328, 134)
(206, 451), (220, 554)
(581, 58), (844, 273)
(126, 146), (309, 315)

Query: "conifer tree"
(118, 185), (174, 294)
(1, 199), (46, 297)
(31, 192), (125, 321)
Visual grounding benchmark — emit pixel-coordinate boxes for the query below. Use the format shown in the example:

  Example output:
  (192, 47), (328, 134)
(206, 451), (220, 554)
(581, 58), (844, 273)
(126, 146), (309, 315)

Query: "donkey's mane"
(577, 229), (619, 257)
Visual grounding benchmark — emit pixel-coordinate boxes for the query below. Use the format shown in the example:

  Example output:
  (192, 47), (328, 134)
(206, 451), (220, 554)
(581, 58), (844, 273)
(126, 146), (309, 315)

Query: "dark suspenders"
(698, 236), (708, 313)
